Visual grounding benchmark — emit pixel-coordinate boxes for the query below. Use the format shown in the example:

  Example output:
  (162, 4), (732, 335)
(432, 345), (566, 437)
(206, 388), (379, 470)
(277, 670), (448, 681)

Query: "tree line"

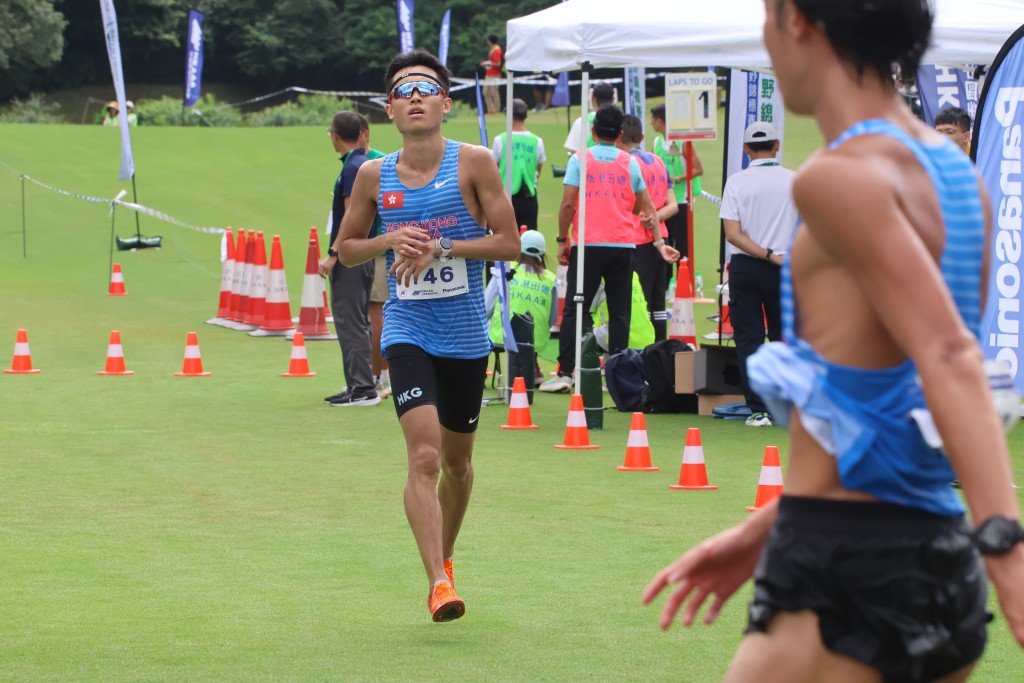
(0, 0), (554, 103)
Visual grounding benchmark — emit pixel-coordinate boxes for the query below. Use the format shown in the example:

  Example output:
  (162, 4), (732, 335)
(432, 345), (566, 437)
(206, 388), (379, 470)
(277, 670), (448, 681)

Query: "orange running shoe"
(428, 580), (465, 623)
(444, 558), (454, 587)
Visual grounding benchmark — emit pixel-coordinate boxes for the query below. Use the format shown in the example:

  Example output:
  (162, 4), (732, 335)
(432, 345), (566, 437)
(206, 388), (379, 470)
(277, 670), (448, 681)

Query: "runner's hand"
(986, 546), (1024, 647)
(389, 247), (435, 287)
(383, 227), (432, 260)
(642, 523), (764, 629)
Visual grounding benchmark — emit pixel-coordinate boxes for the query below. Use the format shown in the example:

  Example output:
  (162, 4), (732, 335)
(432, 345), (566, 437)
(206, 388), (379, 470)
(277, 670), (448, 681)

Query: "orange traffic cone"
(226, 228), (247, 325)
(705, 264), (734, 340)
(97, 330), (133, 375)
(206, 227), (235, 326)
(250, 234), (294, 337)
(669, 258), (696, 348)
(746, 446), (784, 512)
(554, 394), (600, 450)
(4, 328), (40, 374)
(107, 263), (127, 296)
(174, 331), (211, 376)
(501, 376), (539, 430)
(617, 412), (659, 471)
(290, 236), (336, 340)
(232, 230), (258, 331)
(669, 427), (717, 490)
(281, 332), (316, 377)
(243, 231), (268, 328)
(311, 227), (333, 323)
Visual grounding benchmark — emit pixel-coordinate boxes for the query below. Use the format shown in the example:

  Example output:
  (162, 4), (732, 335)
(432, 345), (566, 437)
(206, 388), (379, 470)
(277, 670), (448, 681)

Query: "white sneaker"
(539, 374), (573, 393)
(745, 412), (773, 427)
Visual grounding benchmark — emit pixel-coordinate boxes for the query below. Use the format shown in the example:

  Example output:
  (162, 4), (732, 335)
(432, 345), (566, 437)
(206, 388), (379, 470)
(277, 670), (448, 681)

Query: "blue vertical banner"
(438, 8), (451, 66)
(917, 65), (979, 126)
(624, 66), (645, 118)
(474, 72), (488, 146)
(183, 8), (205, 107)
(974, 24), (1024, 391)
(98, 0), (134, 181)
(551, 72), (570, 107)
(397, 0), (415, 53)
(726, 68), (785, 175)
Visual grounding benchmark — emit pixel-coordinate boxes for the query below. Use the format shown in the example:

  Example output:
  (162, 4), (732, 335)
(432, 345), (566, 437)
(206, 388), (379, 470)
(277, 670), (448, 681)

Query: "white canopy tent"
(499, 0), (1024, 396)
(506, 0), (1024, 72)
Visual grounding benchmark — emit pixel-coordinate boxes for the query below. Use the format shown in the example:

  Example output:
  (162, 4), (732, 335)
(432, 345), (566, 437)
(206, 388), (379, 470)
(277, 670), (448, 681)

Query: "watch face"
(440, 237), (453, 250)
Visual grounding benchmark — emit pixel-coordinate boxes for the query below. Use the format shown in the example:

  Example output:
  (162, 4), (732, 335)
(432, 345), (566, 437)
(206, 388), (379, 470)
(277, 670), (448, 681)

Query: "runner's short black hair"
(384, 49), (453, 95)
(593, 82), (615, 106)
(621, 114), (644, 144)
(592, 104), (623, 142)
(934, 107), (972, 132)
(332, 111), (368, 142)
(786, 0), (933, 83)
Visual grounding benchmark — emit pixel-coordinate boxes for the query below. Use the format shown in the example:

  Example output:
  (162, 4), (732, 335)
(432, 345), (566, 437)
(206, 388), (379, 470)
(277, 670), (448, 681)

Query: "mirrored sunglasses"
(389, 81), (446, 101)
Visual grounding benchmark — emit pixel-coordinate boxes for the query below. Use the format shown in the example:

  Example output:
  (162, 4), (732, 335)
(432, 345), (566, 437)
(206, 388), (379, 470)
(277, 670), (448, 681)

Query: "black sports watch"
(764, 247), (774, 261)
(328, 248), (339, 258)
(973, 515), (1024, 555)
(439, 236), (454, 261)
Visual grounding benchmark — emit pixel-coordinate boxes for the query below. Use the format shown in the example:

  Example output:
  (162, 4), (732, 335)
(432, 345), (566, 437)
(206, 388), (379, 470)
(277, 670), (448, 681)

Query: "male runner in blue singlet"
(337, 50), (520, 622)
(644, 1), (1024, 681)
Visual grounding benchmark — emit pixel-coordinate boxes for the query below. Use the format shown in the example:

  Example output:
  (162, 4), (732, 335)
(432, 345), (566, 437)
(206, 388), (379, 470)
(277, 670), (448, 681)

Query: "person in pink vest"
(540, 105), (679, 393)
(618, 113), (678, 341)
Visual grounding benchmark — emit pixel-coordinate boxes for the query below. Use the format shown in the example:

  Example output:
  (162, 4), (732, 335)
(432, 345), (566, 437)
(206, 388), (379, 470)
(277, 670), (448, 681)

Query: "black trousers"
(728, 254), (782, 414)
(634, 242), (670, 341)
(665, 206), (688, 260)
(510, 188), (539, 232)
(557, 246), (634, 376)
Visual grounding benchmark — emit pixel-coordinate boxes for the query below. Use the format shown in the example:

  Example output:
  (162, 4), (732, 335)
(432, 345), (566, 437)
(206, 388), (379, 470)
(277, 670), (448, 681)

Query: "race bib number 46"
(396, 258), (469, 300)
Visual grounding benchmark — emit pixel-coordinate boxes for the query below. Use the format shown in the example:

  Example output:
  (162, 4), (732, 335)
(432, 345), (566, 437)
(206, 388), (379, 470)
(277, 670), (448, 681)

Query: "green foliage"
(246, 94), (353, 127)
(0, 0), (66, 71)
(135, 94), (244, 127)
(0, 93), (63, 124)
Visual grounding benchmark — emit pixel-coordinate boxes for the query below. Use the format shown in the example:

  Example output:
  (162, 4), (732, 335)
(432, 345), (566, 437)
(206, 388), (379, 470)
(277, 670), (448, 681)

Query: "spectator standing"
(480, 33), (503, 115)
(491, 98), (546, 232)
(650, 104), (703, 259)
(564, 82), (617, 154)
(935, 107), (972, 155)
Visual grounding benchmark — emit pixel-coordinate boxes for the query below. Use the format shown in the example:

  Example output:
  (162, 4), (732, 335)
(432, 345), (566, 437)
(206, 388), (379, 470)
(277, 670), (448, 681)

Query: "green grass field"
(0, 111), (1021, 681)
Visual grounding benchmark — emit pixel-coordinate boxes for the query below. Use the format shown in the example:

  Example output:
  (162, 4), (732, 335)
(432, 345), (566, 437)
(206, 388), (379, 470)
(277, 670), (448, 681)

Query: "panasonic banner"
(975, 24), (1024, 391)
(917, 65), (979, 127)
(99, 0), (134, 180)
(397, 0), (415, 53)
(183, 9), (205, 107)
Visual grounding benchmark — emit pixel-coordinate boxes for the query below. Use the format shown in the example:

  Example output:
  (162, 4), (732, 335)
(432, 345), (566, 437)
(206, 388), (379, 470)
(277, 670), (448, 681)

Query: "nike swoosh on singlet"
(434, 179), (450, 189)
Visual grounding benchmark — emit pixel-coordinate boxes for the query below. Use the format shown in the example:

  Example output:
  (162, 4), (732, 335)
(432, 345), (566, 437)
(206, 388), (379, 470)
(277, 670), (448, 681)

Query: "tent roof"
(506, 0), (1024, 72)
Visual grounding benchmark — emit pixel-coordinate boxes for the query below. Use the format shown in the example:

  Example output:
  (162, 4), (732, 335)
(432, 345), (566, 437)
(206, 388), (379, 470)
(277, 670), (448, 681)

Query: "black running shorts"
(747, 496), (989, 683)
(385, 343), (487, 433)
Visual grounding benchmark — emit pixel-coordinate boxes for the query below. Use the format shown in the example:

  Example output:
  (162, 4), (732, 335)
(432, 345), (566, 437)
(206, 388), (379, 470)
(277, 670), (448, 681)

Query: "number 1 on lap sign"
(665, 72), (718, 141)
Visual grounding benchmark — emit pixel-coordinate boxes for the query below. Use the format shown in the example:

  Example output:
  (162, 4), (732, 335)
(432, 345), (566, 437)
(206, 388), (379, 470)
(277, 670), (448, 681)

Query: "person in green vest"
(650, 103), (703, 260)
(491, 98), (545, 232)
(563, 81), (617, 153)
(487, 230), (559, 374)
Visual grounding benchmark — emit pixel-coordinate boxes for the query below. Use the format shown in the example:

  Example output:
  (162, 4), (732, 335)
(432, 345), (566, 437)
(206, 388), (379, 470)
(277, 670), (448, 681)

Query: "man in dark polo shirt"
(318, 111), (381, 407)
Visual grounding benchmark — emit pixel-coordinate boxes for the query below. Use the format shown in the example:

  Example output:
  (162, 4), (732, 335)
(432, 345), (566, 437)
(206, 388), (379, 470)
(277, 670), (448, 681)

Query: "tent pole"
(716, 69), (732, 345)
(573, 64), (591, 395)
(505, 74), (514, 197)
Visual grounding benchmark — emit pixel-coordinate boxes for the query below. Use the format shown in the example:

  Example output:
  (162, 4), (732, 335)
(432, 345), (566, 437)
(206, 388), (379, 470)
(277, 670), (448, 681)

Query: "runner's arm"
(338, 160), (430, 267)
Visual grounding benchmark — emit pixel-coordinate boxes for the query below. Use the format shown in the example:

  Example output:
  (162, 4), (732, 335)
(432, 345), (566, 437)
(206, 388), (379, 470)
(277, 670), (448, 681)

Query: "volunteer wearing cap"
(486, 230), (558, 363)
(719, 121), (798, 427)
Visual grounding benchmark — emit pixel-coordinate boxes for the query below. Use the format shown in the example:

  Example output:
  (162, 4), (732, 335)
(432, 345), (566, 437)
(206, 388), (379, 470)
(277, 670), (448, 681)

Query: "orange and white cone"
(174, 331), (211, 376)
(97, 330), (133, 375)
(242, 231), (268, 328)
(226, 229), (248, 325)
(554, 393), (600, 450)
(669, 427), (717, 490)
(289, 236), (336, 340)
(746, 446), (784, 512)
(250, 234), (294, 337)
(206, 227), (235, 326)
(230, 230), (258, 331)
(501, 376), (539, 430)
(4, 328), (40, 374)
(281, 332), (316, 377)
(617, 412), (659, 471)
(705, 264), (734, 340)
(669, 258), (696, 348)
(311, 228), (333, 324)
(107, 263), (127, 296)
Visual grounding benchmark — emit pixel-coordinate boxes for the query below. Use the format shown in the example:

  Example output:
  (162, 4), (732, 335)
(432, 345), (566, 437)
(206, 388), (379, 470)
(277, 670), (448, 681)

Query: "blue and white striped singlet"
(378, 139), (491, 359)
(748, 119), (986, 516)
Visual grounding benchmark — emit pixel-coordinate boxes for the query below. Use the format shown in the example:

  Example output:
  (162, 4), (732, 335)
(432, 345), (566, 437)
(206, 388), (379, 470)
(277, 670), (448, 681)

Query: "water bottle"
(695, 271), (704, 298)
(666, 277), (676, 307)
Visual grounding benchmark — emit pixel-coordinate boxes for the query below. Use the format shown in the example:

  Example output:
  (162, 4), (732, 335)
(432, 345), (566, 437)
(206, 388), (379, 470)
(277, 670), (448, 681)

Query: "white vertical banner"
(726, 69), (785, 179)
(99, 0), (135, 180)
(624, 66), (646, 122)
